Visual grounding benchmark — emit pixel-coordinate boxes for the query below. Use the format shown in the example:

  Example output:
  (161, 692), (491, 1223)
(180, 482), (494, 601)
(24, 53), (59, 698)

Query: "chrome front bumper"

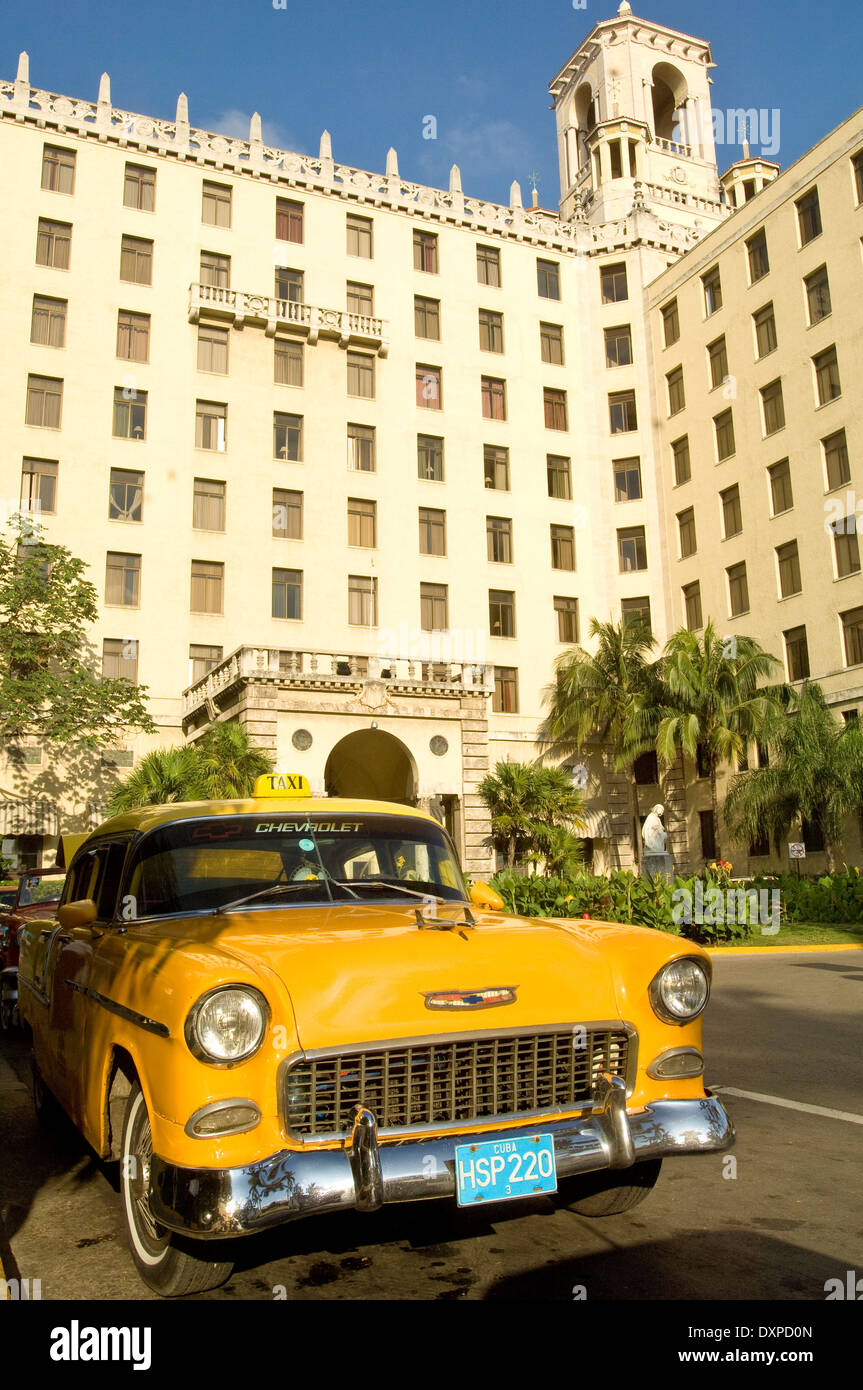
(149, 1077), (734, 1239)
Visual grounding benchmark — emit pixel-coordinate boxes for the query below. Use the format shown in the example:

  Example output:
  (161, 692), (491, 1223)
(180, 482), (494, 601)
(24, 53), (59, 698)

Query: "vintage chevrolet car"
(0, 866), (69, 1034)
(18, 773), (733, 1296)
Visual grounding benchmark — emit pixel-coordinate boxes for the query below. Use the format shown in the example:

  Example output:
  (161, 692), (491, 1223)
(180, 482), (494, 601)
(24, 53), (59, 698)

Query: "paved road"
(1, 949), (861, 1301)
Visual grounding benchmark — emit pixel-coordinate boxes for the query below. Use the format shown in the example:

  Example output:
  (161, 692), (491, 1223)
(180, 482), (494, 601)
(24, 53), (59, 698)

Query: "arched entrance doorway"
(324, 729), (417, 804)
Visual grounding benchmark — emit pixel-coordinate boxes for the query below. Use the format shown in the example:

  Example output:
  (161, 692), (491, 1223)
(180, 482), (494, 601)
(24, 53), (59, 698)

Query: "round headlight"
(186, 986), (268, 1064)
(649, 957), (710, 1024)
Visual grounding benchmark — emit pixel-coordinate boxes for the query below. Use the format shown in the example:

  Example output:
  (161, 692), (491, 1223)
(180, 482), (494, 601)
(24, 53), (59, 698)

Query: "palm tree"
(194, 722), (273, 799)
(478, 761), (585, 871)
(537, 617), (660, 866)
(724, 681), (863, 871)
(656, 621), (783, 861)
(107, 746), (203, 814)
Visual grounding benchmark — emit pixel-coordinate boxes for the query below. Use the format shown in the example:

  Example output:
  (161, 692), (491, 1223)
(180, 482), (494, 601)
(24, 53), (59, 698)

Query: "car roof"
(85, 797), (439, 841)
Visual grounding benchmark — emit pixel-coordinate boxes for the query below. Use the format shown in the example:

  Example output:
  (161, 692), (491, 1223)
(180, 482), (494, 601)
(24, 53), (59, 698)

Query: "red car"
(0, 867), (67, 1034)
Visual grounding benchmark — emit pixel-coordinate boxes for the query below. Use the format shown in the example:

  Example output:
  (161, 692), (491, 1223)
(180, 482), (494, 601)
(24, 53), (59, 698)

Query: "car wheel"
(561, 1159), (662, 1217)
(120, 1082), (233, 1297)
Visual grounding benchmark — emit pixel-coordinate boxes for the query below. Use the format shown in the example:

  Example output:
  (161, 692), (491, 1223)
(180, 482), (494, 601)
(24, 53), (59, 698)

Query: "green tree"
(194, 723), (273, 799)
(724, 681), (863, 871)
(478, 761), (585, 870)
(107, 747), (203, 814)
(0, 520), (154, 749)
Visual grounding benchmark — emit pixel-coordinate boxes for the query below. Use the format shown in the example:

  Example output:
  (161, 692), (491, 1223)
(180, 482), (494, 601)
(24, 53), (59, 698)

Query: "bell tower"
(549, 3), (725, 232)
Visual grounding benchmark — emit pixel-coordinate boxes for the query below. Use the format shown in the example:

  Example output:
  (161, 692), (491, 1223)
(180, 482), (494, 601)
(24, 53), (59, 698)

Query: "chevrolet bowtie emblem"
(421, 987), (518, 1011)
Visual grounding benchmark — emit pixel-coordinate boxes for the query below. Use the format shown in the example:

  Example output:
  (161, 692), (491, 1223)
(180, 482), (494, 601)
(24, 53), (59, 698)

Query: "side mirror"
(470, 881), (505, 911)
(57, 899), (98, 930)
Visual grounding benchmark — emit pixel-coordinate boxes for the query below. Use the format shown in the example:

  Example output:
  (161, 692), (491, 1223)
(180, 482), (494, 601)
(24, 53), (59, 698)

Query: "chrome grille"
(283, 1027), (633, 1139)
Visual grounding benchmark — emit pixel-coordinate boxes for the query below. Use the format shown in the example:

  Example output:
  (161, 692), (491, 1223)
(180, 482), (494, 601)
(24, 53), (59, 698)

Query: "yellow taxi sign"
(253, 772), (311, 798)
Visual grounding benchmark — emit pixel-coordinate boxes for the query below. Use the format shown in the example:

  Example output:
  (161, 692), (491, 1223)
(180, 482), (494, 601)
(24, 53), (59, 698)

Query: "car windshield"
(123, 813), (468, 919)
(18, 872), (66, 907)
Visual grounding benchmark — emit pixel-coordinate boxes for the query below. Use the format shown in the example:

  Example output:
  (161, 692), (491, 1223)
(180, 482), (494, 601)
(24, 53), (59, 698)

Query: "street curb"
(708, 942), (863, 956)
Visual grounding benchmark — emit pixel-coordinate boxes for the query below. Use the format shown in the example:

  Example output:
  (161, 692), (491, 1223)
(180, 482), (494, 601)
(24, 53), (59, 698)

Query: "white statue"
(642, 804), (667, 855)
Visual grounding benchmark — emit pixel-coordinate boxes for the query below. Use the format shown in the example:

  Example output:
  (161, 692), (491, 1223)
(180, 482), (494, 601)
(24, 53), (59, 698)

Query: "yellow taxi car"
(18, 773), (733, 1296)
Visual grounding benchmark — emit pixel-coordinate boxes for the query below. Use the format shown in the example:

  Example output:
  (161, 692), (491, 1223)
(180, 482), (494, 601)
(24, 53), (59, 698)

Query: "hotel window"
(117, 310), (150, 363)
(348, 575), (377, 627)
(481, 376), (506, 420)
(544, 387), (568, 431)
(31, 295), (66, 348)
(537, 259), (560, 299)
(274, 338), (303, 386)
(634, 752), (659, 787)
(493, 667), (519, 713)
(189, 645), (223, 683)
(487, 516), (513, 564)
(105, 552), (141, 607)
(547, 454), (572, 499)
(276, 198), (304, 243)
(420, 582), (448, 631)
(823, 429), (850, 491)
(192, 478), (226, 531)
(796, 188), (822, 245)
(348, 423), (376, 473)
(27, 375), (63, 429)
(721, 484), (742, 538)
(124, 163), (155, 211)
(600, 262), (627, 303)
(661, 299), (679, 347)
(102, 638), (138, 683)
(677, 507), (696, 559)
(413, 229), (438, 273)
(702, 266), (722, 316)
(609, 390), (637, 433)
(617, 526), (647, 572)
(813, 346), (841, 405)
(833, 517), (861, 578)
(551, 523), (575, 571)
(272, 568), (302, 620)
(199, 251), (230, 288)
(275, 267), (303, 302)
(198, 324), (229, 374)
(273, 411), (302, 461)
(672, 435), (691, 486)
(419, 506), (446, 556)
(768, 459), (793, 515)
(476, 244), (501, 286)
(109, 468), (143, 521)
(622, 597), (651, 633)
(783, 626), (809, 681)
(727, 561), (749, 616)
(708, 336), (728, 389)
(842, 607), (863, 666)
(484, 444), (510, 490)
(347, 497), (376, 548)
(683, 580), (703, 631)
(714, 408), (735, 461)
(753, 302), (777, 358)
(614, 457), (642, 502)
(666, 366), (685, 416)
(746, 228), (770, 283)
(418, 434), (443, 481)
(805, 264), (831, 325)
(554, 596), (579, 644)
(853, 150), (863, 204)
(489, 590), (515, 638)
(120, 234), (152, 285)
(196, 400), (226, 451)
(190, 560), (224, 614)
(700, 811), (717, 861)
(776, 540), (802, 597)
(479, 308), (504, 353)
(41, 144), (76, 193)
(605, 324), (632, 368)
(348, 351), (375, 399)
(416, 364), (441, 409)
(346, 213), (373, 258)
(540, 322), (564, 364)
(202, 180), (231, 227)
(347, 282), (374, 316)
(414, 296), (440, 339)
(21, 458), (58, 514)
(761, 379), (786, 435)
(36, 218), (71, 269)
(272, 488), (303, 540)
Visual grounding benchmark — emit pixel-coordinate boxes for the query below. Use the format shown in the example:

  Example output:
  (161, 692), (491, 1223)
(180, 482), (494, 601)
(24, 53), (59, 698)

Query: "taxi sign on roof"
(253, 773), (311, 798)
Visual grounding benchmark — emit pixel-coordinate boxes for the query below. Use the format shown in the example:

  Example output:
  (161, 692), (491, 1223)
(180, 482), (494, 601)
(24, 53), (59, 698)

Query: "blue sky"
(1, 1), (860, 206)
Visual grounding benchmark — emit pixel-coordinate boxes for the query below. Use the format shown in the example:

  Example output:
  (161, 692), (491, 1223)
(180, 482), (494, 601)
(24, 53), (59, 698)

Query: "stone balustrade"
(188, 283), (389, 355)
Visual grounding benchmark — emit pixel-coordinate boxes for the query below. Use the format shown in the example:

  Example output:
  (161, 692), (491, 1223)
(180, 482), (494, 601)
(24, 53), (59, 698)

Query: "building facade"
(1, 5), (861, 875)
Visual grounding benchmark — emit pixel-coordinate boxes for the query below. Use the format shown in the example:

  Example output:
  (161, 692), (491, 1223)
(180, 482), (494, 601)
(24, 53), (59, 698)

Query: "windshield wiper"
(329, 879), (475, 931)
(214, 879), (336, 915)
(329, 879), (450, 904)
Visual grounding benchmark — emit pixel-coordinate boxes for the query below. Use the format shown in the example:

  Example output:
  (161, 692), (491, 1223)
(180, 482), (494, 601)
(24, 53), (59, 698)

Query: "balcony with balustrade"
(188, 284), (390, 356)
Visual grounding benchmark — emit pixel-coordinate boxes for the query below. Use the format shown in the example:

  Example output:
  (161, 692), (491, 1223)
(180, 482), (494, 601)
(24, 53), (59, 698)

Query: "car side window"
(65, 850), (101, 905)
(94, 842), (129, 921)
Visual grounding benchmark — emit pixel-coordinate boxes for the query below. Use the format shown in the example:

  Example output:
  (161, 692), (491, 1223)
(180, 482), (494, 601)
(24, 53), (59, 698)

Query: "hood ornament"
(422, 986), (518, 1011)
